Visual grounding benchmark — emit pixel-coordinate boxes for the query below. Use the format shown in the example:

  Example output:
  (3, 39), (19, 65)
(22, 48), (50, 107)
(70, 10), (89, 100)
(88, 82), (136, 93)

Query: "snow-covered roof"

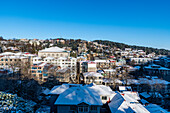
(1, 56), (27, 59)
(103, 69), (116, 72)
(119, 86), (132, 91)
(24, 53), (36, 57)
(140, 99), (149, 104)
(94, 60), (107, 62)
(42, 88), (50, 95)
(144, 64), (170, 71)
(0, 52), (15, 56)
(138, 78), (169, 85)
(103, 78), (123, 84)
(127, 79), (139, 85)
(14, 52), (23, 56)
(86, 83), (115, 96)
(39, 46), (69, 53)
(119, 86), (126, 91)
(54, 86), (103, 106)
(123, 91), (140, 100)
(57, 57), (67, 60)
(83, 72), (103, 77)
(33, 57), (42, 60)
(49, 84), (82, 95)
(108, 92), (149, 113)
(49, 84), (70, 95)
(145, 104), (168, 113)
(127, 78), (169, 85)
(44, 56), (55, 60)
(140, 92), (151, 98)
(56, 68), (69, 73)
(39, 62), (48, 67)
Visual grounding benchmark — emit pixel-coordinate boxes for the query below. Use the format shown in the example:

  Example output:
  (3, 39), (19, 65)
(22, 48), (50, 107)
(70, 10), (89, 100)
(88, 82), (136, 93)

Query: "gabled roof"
(123, 91), (140, 100)
(54, 86), (102, 106)
(85, 83), (115, 96)
(108, 92), (149, 113)
(49, 84), (82, 95)
(49, 85), (70, 95)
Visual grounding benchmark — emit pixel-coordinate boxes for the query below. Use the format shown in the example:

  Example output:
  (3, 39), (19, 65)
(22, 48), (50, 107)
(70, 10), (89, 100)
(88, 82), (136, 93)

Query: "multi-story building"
(103, 69), (116, 78)
(55, 68), (71, 83)
(144, 64), (170, 81)
(55, 57), (77, 78)
(38, 46), (70, 58)
(77, 61), (97, 75)
(94, 60), (116, 69)
(83, 72), (103, 84)
(31, 62), (53, 83)
(33, 57), (77, 78)
(0, 52), (33, 68)
(130, 58), (153, 65)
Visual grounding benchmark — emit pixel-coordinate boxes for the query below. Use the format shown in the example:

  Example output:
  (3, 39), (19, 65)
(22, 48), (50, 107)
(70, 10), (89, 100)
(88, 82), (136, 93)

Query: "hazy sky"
(0, 0), (170, 50)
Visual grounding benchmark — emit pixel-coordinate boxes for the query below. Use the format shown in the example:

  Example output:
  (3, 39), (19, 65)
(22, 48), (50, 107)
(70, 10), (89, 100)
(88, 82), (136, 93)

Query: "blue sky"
(0, 0), (170, 50)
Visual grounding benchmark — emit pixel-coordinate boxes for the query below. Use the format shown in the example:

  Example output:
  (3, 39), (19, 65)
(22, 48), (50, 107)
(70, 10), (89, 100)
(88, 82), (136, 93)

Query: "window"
(99, 77), (101, 79)
(102, 96), (107, 100)
(1, 59), (3, 61)
(33, 74), (36, 76)
(70, 106), (76, 111)
(78, 107), (83, 112)
(32, 71), (36, 73)
(78, 106), (88, 112)
(44, 78), (47, 81)
(37, 70), (42, 73)
(5, 59), (8, 61)
(38, 67), (41, 69)
(10, 59), (12, 61)
(84, 107), (88, 112)
(91, 106), (97, 111)
(32, 67), (37, 69)
(43, 73), (48, 76)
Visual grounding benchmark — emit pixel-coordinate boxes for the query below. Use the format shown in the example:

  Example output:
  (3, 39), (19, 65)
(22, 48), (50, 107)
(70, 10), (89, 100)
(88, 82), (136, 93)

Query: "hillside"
(93, 40), (170, 55)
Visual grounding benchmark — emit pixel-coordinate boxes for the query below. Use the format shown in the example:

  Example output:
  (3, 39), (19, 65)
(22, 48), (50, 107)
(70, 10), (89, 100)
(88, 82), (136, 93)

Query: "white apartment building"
(130, 58), (153, 64)
(77, 61), (97, 75)
(38, 46), (70, 58)
(0, 52), (36, 67)
(33, 57), (77, 78)
(83, 72), (103, 84)
(94, 60), (116, 69)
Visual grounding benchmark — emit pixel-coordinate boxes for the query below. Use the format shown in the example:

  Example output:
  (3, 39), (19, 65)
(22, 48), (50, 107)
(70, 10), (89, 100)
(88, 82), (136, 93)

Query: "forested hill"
(93, 40), (170, 55)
